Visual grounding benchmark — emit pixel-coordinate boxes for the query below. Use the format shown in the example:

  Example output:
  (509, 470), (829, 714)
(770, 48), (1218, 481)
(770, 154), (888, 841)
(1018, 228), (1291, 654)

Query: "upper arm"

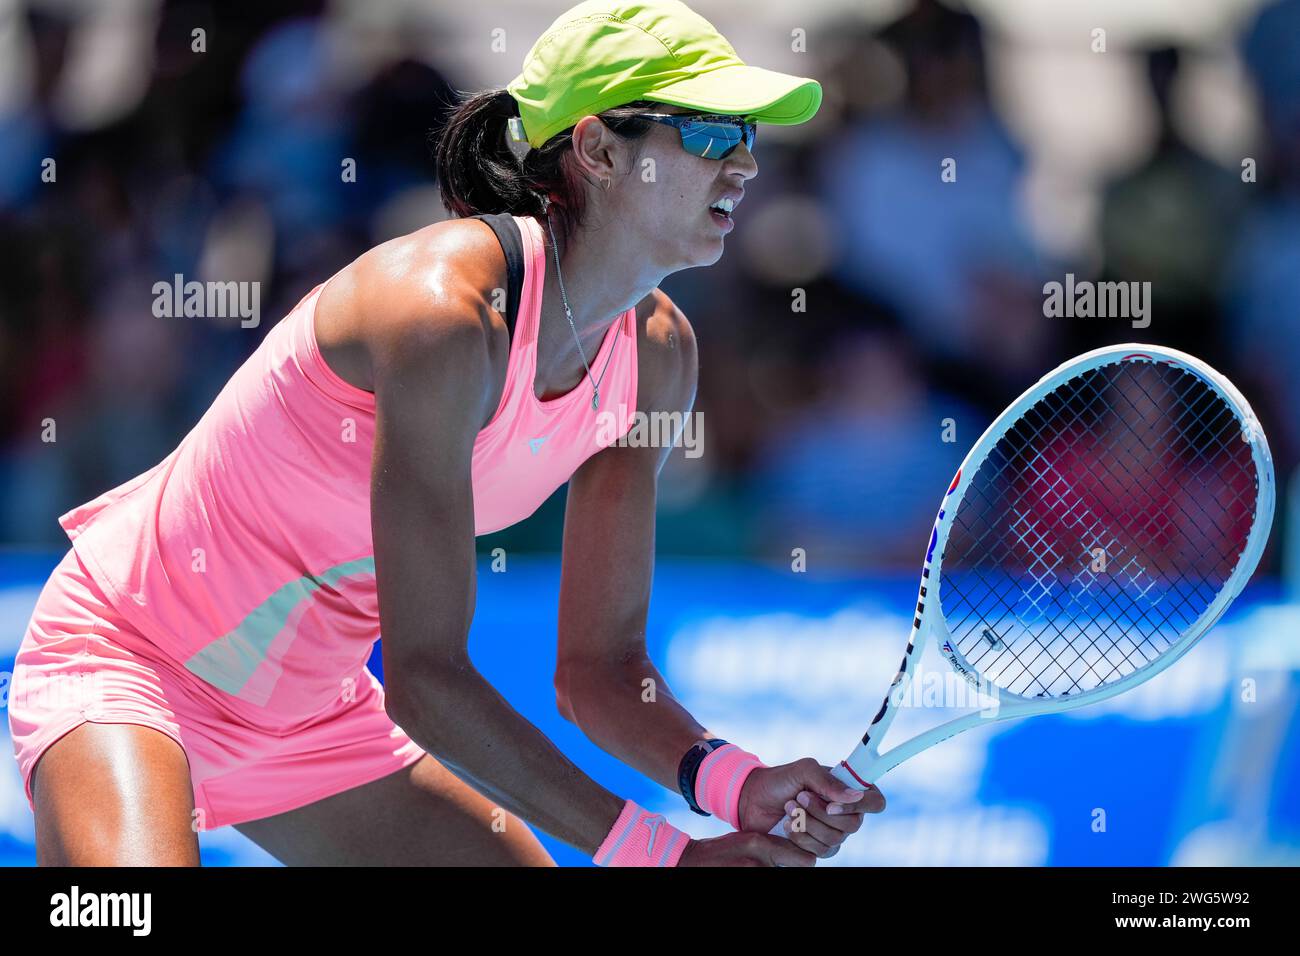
(640, 290), (699, 473)
(356, 243), (498, 712)
(554, 290), (698, 702)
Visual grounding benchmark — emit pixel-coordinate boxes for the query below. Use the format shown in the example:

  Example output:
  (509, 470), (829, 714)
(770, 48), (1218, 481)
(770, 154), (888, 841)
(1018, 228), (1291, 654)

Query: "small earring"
(603, 179), (612, 191)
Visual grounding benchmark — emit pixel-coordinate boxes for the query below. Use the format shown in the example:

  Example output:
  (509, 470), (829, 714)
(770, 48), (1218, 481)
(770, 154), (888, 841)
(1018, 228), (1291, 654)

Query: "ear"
(569, 114), (621, 184)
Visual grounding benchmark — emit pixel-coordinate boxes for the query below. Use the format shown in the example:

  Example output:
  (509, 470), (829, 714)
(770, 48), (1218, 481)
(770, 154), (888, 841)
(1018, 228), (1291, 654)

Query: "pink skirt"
(7, 548), (425, 829)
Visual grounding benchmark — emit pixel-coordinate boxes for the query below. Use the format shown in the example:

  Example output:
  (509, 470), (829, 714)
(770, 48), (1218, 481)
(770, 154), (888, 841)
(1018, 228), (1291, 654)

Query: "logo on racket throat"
(940, 640), (986, 692)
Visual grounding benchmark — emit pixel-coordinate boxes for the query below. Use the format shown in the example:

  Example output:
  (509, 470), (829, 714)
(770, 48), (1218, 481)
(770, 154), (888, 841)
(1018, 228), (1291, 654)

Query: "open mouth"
(708, 196), (736, 227)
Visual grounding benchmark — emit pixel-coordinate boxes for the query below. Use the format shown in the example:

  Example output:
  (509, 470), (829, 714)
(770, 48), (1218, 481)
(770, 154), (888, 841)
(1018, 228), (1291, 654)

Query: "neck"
(537, 213), (659, 355)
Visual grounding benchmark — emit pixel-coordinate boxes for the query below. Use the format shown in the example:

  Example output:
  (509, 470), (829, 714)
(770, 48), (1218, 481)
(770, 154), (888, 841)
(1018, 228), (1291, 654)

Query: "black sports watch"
(677, 738), (728, 816)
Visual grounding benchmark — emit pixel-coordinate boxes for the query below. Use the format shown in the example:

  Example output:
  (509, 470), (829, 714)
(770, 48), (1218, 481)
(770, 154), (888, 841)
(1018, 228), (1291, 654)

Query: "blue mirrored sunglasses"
(635, 113), (758, 160)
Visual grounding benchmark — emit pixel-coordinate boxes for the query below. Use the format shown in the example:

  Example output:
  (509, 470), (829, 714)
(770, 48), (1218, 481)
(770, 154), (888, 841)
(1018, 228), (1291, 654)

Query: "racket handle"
(768, 761), (867, 838)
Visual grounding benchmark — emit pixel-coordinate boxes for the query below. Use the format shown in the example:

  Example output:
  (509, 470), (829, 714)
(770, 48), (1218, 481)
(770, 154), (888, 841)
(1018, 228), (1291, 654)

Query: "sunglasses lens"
(679, 120), (752, 159)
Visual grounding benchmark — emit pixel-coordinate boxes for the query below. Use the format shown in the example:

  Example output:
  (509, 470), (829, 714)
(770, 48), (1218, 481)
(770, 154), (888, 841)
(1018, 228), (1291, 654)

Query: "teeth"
(710, 197), (735, 214)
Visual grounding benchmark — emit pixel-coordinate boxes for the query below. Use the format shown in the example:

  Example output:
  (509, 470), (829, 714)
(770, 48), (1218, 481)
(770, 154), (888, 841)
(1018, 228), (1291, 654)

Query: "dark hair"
(433, 88), (658, 247)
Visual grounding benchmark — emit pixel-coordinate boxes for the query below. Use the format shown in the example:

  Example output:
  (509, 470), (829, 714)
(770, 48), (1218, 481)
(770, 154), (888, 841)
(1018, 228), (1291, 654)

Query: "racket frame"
(832, 343), (1276, 790)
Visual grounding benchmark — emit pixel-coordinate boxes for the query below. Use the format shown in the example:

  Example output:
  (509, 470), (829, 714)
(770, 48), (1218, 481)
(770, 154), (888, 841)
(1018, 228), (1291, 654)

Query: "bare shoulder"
(337, 218), (504, 345)
(314, 218), (510, 387)
(634, 287), (699, 415)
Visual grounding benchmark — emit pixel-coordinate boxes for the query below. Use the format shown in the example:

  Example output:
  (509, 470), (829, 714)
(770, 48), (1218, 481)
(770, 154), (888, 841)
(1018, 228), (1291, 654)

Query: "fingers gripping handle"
(769, 761), (865, 837)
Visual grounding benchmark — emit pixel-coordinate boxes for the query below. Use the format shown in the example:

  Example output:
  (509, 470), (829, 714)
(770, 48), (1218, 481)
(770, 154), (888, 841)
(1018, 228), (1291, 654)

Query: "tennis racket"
(775, 344), (1275, 835)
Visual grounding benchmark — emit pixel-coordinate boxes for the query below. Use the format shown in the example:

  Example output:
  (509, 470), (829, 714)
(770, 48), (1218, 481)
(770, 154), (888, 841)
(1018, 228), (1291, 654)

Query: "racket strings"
(939, 361), (1258, 699)
(957, 448), (1185, 695)
(962, 373), (1248, 694)
(962, 427), (1232, 696)
(954, 413), (1192, 690)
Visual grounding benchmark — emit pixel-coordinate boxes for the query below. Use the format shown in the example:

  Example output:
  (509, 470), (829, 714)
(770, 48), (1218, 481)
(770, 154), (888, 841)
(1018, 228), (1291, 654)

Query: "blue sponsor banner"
(2, 553), (1296, 866)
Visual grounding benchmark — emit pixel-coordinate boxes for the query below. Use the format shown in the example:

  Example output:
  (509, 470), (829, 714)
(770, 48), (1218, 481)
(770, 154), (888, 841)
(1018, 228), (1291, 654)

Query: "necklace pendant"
(592, 390), (599, 410)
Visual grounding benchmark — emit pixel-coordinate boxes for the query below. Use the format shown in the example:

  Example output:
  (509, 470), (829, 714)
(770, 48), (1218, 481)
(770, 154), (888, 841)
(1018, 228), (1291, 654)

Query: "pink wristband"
(695, 743), (766, 829)
(593, 800), (690, 867)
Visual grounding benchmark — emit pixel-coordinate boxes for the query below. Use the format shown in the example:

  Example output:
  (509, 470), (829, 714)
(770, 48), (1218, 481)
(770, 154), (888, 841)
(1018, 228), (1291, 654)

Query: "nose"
(726, 140), (759, 180)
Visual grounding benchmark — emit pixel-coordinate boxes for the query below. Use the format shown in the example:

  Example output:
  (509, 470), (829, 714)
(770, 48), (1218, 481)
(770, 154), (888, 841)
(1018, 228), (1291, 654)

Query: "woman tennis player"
(10, 0), (883, 866)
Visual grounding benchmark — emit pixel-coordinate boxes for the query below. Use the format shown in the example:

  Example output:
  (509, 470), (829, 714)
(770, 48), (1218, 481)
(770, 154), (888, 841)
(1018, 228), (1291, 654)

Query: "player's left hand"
(737, 758), (885, 858)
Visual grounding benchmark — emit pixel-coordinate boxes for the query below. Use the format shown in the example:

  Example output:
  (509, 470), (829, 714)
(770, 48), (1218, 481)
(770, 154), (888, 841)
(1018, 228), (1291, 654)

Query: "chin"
(690, 229), (727, 267)
(660, 222), (726, 271)
(701, 235), (727, 266)
(672, 246), (724, 272)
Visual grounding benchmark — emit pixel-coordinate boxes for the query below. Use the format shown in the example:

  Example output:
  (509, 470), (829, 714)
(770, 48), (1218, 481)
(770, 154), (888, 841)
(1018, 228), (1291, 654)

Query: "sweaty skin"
(27, 106), (876, 867)
(308, 105), (879, 865)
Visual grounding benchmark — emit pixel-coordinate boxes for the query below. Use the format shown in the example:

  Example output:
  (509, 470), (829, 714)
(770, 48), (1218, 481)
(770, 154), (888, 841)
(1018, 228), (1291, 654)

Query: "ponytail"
(434, 89), (545, 221)
(433, 88), (656, 248)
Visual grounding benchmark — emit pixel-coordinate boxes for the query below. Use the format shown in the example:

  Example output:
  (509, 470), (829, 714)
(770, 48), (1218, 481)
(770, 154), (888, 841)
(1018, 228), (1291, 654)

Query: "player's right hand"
(677, 831), (818, 867)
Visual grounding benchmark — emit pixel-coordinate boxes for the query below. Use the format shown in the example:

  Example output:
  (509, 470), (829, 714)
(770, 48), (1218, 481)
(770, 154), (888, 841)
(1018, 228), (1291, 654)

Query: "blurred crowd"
(1, 0), (1297, 571)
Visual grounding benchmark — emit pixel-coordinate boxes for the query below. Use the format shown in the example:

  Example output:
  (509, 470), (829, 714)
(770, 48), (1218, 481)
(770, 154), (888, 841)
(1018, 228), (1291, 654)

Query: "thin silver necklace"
(541, 199), (618, 410)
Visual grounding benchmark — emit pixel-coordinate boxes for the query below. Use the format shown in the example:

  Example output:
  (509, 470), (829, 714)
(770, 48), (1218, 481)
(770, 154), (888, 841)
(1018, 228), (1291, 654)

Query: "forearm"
(559, 658), (712, 794)
(389, 662), (626, 855)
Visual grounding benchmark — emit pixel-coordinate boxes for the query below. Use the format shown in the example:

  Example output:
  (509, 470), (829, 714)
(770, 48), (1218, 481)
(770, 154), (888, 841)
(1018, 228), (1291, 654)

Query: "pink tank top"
(58, 214), (639, 729)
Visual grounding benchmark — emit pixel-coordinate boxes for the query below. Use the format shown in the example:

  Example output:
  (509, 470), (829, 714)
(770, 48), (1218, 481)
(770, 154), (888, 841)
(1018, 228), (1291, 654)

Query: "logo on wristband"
(643, 814), (666, 856)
